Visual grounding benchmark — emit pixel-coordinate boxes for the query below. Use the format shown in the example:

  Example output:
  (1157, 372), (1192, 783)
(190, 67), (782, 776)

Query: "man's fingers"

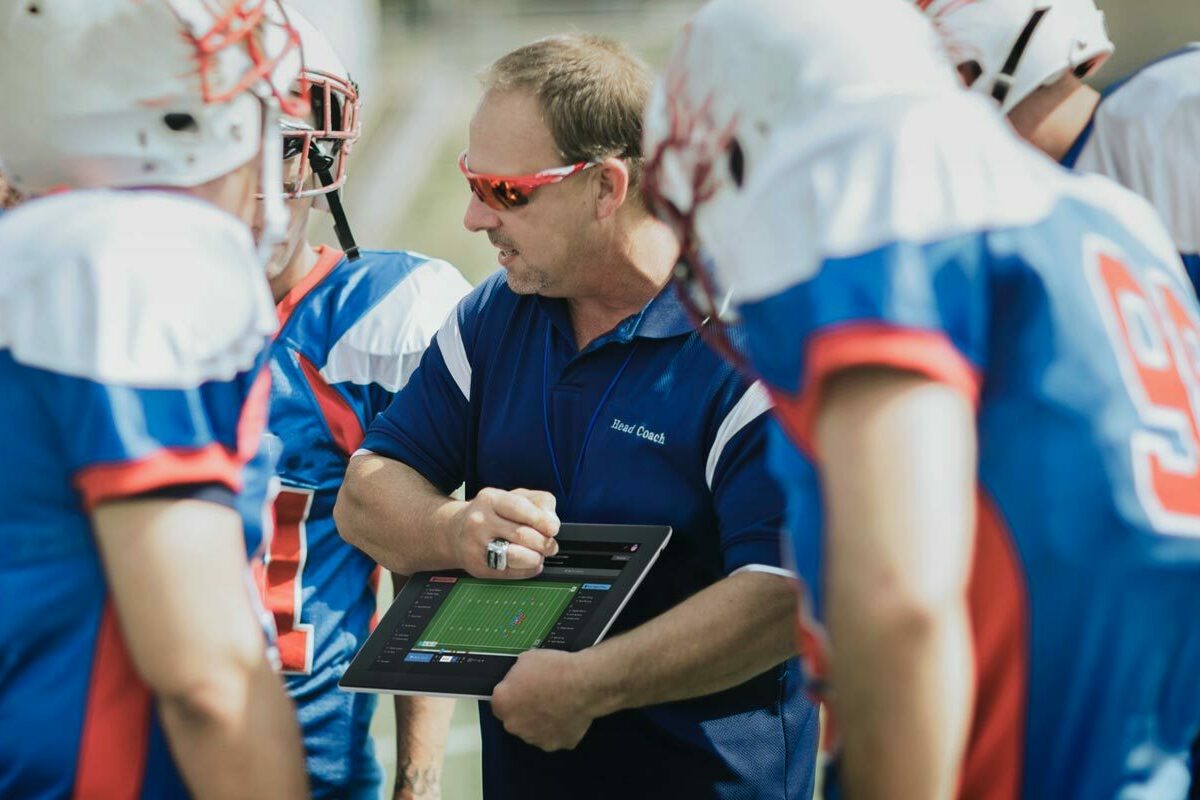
(491, 491), (560, 538)
(510, 525), (558, 556)
(511, 488), (557, 515)
(494, 543), (543, 577)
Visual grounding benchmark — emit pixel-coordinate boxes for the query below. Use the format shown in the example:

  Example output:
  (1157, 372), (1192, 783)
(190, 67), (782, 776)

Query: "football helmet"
(0, 0), (308, 255)
(280, 5), (361, 258)
(914, 0), (1113, 113)
(643, 0), (956, 363)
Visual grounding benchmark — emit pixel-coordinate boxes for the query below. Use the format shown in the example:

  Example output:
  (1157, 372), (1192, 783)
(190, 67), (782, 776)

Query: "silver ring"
(485, 538), (509, 571)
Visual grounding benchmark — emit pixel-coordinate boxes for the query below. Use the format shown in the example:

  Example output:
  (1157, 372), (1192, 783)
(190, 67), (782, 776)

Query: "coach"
(335, 34), (817, 800)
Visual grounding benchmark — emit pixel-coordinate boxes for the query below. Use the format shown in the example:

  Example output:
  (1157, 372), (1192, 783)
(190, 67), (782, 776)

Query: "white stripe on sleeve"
(706, 380), (772, 489)
(732, 564), (799, 580)
(435, 312), (472, 402)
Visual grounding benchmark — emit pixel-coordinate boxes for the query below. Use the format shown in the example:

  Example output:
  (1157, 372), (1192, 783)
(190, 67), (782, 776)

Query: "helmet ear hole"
(163, 113), (199, 133)
(957, 60), (983, 88)
(728, 137), (745, 189)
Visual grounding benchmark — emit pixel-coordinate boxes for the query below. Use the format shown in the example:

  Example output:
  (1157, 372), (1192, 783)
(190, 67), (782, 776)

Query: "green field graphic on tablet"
(415, 579), (580, 655)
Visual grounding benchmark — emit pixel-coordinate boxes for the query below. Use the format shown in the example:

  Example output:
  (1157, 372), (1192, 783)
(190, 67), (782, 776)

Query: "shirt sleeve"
(2, 193), (277, 511)
(745, 237), (988, 456)
(30, 336), (272, 512)
(359, 289), (480, 494)
(706, 379), (793, 575)
(369, 261), (470, 420)
(732, 107), (1000, 454)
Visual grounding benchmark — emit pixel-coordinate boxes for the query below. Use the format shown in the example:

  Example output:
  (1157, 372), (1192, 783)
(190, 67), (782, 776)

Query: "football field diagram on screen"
(416, 579), (579, 655)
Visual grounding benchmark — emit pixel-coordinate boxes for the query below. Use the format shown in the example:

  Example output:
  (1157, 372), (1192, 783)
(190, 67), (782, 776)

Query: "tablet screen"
(341, 525), (671, 698)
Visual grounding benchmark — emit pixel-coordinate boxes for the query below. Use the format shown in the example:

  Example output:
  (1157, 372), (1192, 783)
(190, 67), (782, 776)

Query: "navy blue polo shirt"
(362, 271), (818, 800)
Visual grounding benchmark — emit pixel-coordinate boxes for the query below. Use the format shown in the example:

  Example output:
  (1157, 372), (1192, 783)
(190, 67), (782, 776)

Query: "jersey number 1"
(265, 487), (316, 673)
(1090, 249), (1200, 536)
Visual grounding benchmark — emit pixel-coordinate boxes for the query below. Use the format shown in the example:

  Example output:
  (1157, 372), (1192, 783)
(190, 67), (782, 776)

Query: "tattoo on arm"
(394, 757), (441, 800)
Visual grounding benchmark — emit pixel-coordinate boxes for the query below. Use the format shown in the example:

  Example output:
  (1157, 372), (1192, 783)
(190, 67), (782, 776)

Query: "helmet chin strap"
(306, 145), (360, 261)
(990, 7), (1050, 108)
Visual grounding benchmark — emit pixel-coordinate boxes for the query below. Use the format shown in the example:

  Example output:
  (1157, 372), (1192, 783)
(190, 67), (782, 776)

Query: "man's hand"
(450, 488), (561, 579)
(490, 648), (609, 751)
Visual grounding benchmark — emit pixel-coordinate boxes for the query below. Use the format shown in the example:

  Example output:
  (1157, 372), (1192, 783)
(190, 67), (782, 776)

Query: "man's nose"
(464, 192), (501, 233)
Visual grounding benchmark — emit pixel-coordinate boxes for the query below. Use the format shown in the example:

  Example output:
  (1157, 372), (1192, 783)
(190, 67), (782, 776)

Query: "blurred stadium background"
(286, 0), (1200, 796)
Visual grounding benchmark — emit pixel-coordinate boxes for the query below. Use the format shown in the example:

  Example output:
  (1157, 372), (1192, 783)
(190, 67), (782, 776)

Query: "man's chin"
(504, 266), (550, 296)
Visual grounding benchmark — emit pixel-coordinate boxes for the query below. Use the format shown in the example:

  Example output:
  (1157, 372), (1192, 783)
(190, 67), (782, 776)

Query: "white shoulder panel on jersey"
(716, 92), (1069, 305)
(320, 258), (471, 393)
(0, 190), (276, 388)
(1073, 46), (1200, 254)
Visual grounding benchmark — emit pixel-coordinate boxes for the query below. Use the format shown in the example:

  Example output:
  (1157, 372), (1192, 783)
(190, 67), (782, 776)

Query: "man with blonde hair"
(337, 33), (818, 800)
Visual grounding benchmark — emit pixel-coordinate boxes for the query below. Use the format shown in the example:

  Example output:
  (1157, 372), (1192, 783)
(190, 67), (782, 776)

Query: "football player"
(0, 1), (308, 796)
(644, 0), (1200, 796)
(916, 0), (1200, 293)
(259, 10), (470, 799)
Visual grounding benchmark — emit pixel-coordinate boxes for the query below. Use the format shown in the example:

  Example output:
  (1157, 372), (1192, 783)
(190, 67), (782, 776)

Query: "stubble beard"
(504, 260), (553, 295)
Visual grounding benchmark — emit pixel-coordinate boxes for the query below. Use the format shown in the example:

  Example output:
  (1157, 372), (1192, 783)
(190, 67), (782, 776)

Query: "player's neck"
(566, 217), (677, 350)
(1009, 78), (1101, 163)
(269, 242), (321, 304)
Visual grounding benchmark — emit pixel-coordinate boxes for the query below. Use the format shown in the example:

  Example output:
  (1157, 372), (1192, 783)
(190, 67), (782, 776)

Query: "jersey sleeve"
(705, 379), (793, 576)
(35, 359), (271, 510)
(358, 280), (489, 494)
(731, 101), (1018, 453)
(1, 193), (278, 510)
(318, 256), (472, 424)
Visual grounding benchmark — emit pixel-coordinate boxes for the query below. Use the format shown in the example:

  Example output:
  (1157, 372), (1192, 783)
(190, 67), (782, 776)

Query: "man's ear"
(594, 157), (630, 220)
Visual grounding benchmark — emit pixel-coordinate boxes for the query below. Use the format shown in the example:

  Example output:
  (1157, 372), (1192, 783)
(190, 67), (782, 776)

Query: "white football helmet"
(281, 6), (360, 201)
(278, 5), (361, 257)
(643, 0), (956, 354)
(0, 0), (307, 254)
(915, 0), (1113, 113)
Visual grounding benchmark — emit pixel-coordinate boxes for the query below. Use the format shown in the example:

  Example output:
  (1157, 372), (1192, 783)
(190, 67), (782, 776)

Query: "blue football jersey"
(715, 92), (1200, 798)
(0, 190), (277, 798)
(262, 246), (468, 797)
(1063, 45), (1200, 293)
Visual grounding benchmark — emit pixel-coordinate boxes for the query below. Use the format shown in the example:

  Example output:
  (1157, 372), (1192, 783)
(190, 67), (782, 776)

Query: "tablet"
(339, 523), (672, 699)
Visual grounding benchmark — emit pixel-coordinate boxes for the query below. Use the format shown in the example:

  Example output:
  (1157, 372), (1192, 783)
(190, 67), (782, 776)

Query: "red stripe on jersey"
(296, 351), (366, 456)
(960, 491), (1028, 799)
(771, 323), (981, 454)
(266, 487), (315, 673)
(276, 245), (345, 329)
(74, 603), (152, 799)
(74, 444), (243, 510)
(74, 366), (271, 510)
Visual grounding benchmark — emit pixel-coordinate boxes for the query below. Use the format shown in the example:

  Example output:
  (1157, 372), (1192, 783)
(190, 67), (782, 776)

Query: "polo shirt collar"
(535, 281), (695, 350)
